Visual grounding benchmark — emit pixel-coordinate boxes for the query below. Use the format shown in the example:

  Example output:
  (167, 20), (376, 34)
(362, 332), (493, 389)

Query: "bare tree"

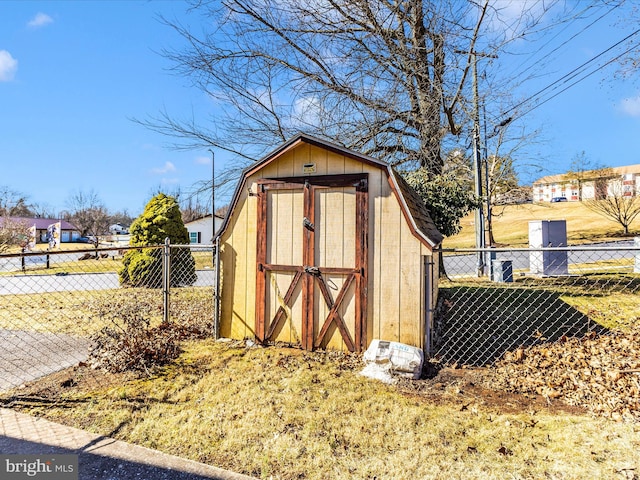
(0, 187), (35, 253)
(141, 0), (582, 183)
(181, 197), (210, 223)
(0, 217), (30, 253)
(215, 204), (230, 218)
(0, 186), (34, 217)
(583, 182), (640, 235)
(30, 203), (58, 219)
(65, 190), (111, 251)
(565, 152), (612, 201)
(109, 209), (136, 228)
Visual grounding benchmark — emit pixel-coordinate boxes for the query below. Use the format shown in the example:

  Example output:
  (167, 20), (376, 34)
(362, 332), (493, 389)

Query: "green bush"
(119, 194), (197, 288)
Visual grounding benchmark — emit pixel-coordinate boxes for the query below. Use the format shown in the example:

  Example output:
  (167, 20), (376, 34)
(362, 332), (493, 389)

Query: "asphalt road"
(442, 240), (638, 276)
(0, 270), (215, 295)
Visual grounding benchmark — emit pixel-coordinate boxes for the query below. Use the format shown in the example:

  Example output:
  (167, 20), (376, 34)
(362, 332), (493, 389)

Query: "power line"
(509, 35), (640, 123)
(500, 27), (640, 121)
(504, 2), (622, 84)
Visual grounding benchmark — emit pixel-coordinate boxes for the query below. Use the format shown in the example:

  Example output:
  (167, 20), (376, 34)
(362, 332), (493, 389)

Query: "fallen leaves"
(488, 325), (640, 421)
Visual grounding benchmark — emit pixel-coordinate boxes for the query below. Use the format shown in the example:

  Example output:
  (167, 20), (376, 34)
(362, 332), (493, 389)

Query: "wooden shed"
(215, 134), (443, 353)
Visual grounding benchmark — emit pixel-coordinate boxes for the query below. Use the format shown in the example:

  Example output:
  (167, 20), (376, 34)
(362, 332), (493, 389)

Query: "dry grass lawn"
(0, 288), (212, 336)
(6, 341), (640, 480)
(445, 201), (640, 249)
(2, 203), (639, 479)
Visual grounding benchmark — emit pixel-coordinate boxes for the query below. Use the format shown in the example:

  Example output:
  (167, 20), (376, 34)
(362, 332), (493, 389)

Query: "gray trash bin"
(492, 260), (513, 283)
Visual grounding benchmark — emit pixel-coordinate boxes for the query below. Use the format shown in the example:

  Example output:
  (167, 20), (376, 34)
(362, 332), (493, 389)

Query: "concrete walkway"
(0, 408), (255, 480)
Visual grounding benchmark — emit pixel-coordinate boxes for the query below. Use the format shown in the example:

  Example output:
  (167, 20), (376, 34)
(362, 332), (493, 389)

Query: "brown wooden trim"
(314, 273), (356, 351)
(259, 181), (307, 191)
(301, 183), (316, 351)
(255, 172), (368, 352)
(262, 264), (304, 273)
(263, 265), (357, 276)
(315, 274), (335, 311)
(265, 173), (368, 189)
(255, 187), (268, 342)
(355, 186), (369, 352)
(266, 270), (304, 340)
(316, 267), (359, 275)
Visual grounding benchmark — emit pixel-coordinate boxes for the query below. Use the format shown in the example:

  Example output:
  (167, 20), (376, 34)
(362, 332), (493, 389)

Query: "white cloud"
(151, 161), (176, 174)
(28, 12), (53, 28)
(619, 96), (640, 117)
(195, 155), (212, 166)
(0, 50), (18, 82)
(292, 95), (322, 127)
(484, 0), (556, 39)
(160, 178), (180, 185)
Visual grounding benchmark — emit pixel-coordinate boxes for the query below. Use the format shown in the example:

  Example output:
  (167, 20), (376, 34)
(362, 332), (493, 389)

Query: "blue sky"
(1, 1), (639, 216)
(0, 1), (215, 216)
(497, 0), (640, 182)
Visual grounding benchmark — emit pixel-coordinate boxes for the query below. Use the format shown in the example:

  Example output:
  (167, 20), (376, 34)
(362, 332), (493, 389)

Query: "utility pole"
(208, 149), (215, 238)
(483, 103), (494, 276)
(469, 50), (497, 277)
(482, 103), (492, 248)
(208, 148), (219, 339)
(471, 51), (485, 276)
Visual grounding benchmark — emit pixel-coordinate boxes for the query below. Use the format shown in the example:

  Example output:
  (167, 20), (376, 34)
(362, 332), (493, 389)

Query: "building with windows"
(108, 223), (129, 234)
(0, 217), (80, 244)
(184, 214), (224, 245)
(533, 164), (640, 202)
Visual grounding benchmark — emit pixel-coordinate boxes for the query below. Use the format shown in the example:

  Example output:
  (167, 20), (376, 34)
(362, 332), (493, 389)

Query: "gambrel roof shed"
(215, 134), (443, 353)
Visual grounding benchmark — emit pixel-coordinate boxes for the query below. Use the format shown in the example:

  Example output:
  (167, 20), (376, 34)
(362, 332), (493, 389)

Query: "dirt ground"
(1, 358), (587, 419)
(398, 366), (588, 416)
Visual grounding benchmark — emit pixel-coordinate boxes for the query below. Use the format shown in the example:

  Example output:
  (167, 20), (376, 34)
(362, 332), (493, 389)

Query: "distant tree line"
(0, 185), (225, 252)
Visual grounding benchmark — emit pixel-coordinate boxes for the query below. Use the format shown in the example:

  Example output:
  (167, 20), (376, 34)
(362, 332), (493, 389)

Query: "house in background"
(533, 164), (640, 202)
(0, 217), (80, 243)
(109, 223), (129, 234)
(184, 214), (224, 245)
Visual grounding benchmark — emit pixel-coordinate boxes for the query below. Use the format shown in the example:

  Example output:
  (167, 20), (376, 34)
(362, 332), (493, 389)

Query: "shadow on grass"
(434, 285), (608, 367)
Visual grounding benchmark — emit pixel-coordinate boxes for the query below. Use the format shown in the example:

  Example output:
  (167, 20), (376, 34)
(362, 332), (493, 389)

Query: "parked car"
(75, 235), (97, 243)
(551, 197), (568, 203)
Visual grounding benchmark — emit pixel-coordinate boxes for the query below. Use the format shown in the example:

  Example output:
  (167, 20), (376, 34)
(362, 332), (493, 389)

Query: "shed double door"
(255, 174), (368, 352)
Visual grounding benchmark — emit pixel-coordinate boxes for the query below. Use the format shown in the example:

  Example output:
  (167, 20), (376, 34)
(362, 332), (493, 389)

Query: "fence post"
(163, 237), (171, 325)
(213, 236), (221, 339)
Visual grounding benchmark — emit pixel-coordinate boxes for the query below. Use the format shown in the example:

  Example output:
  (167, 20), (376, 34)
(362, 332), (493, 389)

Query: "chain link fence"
(1, 240), (639, 392)
(0, 243), (216, 393)
(433, 240), (640, 366)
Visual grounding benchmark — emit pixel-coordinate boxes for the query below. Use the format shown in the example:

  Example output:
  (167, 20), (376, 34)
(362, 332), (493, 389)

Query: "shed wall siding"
(219, 143), (431, 350)
(220, 187), (257, 340)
